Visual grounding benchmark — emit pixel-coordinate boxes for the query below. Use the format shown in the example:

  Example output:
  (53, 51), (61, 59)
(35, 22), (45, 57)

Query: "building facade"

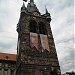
(0, 53), (16, 75)
(16, 0), (61, 75)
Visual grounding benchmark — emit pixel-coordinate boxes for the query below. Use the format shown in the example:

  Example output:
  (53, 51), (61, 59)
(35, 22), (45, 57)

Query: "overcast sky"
(0, 0), (74, 74)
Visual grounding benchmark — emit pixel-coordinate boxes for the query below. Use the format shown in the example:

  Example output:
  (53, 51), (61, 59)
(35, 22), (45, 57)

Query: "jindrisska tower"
(16, 0), (61, 75)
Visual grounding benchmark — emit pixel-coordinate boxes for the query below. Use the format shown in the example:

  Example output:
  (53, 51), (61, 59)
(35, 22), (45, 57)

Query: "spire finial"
(21, 2), (27, 13)
(45, 6), (48, 14)
(22, 2), (25, 7)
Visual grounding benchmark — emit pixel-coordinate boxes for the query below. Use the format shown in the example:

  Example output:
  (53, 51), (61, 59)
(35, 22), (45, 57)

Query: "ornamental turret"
(42, 7), (51, 23)
(21, 2), (27, 13)
(27, 0), (40, 14)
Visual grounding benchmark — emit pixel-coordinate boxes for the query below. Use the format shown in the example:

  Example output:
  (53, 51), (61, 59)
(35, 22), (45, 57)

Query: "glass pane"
(4, 64), (8, 68)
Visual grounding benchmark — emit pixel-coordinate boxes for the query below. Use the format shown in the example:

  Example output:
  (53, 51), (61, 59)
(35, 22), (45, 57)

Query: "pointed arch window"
(38, 22), (49, 51)
(30, 20), (37, 33)
(38, 22), (47, 34)
(30, 20), (39, 50)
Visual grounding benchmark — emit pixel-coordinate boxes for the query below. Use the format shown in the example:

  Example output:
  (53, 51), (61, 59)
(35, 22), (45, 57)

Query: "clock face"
(33, 12), (40, 16)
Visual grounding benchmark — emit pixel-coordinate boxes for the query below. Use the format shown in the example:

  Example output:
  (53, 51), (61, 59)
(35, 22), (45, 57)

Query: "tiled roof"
(0, 53), (16, 61)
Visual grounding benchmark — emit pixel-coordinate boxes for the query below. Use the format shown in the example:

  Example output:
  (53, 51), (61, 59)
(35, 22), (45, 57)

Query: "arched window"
(38, 22), (49, 51)
(38, 22), (47, 34)
(30, 20), (38, 50)
(30, 20), (37, 33)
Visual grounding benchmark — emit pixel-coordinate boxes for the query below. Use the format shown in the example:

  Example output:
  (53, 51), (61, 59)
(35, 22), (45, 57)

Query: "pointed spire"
(45, 6), (49, 14)
(21, 2), (27, 13)
(46, 8), (48, 14)
(22, 2), (25, 7)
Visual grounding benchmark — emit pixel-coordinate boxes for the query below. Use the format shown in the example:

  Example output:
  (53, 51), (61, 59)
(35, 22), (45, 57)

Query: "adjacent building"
(0, 53), (16, 75)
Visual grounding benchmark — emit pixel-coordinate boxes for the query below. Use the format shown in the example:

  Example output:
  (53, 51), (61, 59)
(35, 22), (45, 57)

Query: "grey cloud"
(60, 61), (74, 73)
(0, 36), (17, 53)
(0, 37), (17, 48)
(57, 45), (74, 73)
(56, 34), (74, 44)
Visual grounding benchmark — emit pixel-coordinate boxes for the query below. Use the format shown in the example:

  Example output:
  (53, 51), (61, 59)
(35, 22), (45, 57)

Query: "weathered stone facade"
(16, 1), (61, 75)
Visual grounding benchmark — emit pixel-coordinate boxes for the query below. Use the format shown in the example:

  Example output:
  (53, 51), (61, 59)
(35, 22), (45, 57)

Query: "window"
(38, 22), (47, 34)
(40, 70), (46, 75)
(0, 63), (1, 66)
(30, 20), (38, 49)
(11, 70), (14, 75)
(11, 64), (14, 70)
(10, 64), (15, 75)
(0, 63), (2, 70)
(30, 20), (37, 33)
(4, 63), (8, 70)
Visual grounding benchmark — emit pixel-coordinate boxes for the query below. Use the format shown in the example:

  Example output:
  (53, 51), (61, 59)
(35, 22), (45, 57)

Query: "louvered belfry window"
(30, 20), (38, 50)
(30, 20), (37, 33)
(38, 22), (47, 34)
(38, 22), (49, 51)
(30, 20), (49, 51)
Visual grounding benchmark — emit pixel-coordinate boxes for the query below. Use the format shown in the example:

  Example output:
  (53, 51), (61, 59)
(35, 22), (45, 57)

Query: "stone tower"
(16, 0), (61, 75)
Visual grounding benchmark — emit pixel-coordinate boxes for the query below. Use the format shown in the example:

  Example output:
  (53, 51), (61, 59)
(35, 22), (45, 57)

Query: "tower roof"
(27, 0), (40, 14)
(0, 53), (16, 61)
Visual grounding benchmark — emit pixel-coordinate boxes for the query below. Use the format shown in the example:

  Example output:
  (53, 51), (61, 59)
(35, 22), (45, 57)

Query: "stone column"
(14, 69), (16, 75)
(8, 68), (11, 75)
(1, 68), (4, 75)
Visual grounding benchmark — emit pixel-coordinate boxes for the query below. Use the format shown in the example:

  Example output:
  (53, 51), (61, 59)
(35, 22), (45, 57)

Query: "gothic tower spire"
(21, 2), (27, 13)
(23, 2), (25, 7)
(45, 7), (49, 14)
